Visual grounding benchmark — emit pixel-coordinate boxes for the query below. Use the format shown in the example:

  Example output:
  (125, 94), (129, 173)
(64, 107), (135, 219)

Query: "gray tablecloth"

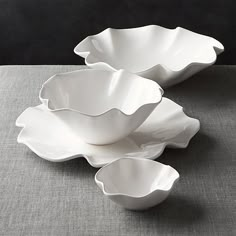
(0, 65), (235, 236)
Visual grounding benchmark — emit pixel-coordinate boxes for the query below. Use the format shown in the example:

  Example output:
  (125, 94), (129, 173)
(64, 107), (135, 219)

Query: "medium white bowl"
(74, 25), (224, 87)
(39, 69), (163, 145)
(95, 158), (179, 210)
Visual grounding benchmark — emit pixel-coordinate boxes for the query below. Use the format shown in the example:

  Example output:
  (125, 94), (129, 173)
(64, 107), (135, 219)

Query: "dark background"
(0, 0), (234, 65)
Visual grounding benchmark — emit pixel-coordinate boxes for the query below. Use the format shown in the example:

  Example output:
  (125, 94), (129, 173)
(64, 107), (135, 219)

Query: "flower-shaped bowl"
(95, 158), (179, 210)
(74, 25), (224, 87)
(39, 69), (163, 145)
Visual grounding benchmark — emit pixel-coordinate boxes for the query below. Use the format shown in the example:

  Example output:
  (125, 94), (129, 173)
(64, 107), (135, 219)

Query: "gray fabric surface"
(0, 65), (235, 236)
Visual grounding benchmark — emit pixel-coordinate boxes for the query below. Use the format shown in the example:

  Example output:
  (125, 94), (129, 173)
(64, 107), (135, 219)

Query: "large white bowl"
(74, 25), (224, 87)
(95, 158), (179, 210)
(39, 69), (163, 145)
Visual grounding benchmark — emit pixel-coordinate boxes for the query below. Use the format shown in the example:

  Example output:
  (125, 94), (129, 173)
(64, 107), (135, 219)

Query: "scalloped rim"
(15, 98), (200, 168)
(74, 25), (224, 74)
(39, 69), (163, 117)
(95, 157), (180, 198)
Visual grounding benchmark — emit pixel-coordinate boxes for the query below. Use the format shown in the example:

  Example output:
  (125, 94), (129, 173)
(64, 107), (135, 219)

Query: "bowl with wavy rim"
(95, 157), (179, 210)
(74, 25), (224, 87)
(16, 97), (200, 166)
(39, 69), (163, 145)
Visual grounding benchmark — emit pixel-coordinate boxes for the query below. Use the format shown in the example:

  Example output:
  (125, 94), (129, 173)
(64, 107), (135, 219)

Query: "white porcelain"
(74, 25), (224, 87)
(39, 69), (163, 145)
(16, 98), (200, 167)
(95, 158), (179, 210)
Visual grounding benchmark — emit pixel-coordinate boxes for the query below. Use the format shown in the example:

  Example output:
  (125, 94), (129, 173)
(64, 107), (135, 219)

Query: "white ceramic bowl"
(39, 69), (163, 145)
(16, 98), (199, 166)
(95, 158), (179, 210)
(74, 25), (224, 87)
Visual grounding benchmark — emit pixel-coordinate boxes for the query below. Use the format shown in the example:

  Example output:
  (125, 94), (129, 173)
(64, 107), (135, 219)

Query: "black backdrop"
(0, 0), (234, 65)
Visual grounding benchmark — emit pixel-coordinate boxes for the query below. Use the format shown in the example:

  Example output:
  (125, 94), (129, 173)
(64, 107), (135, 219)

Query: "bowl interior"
(96, 158), (179, 197)
(86, 26), (218, 72)
(40, 70), (162, 116)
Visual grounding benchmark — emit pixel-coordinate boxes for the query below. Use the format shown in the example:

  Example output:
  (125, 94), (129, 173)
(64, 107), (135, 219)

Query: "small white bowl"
(74, 25), (224, 87)
(95, 158), (179, 210)
(39, 69), (163, 145)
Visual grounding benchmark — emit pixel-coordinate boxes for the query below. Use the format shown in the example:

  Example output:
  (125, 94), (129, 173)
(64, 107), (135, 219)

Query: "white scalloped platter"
(16, 98), (200, 168)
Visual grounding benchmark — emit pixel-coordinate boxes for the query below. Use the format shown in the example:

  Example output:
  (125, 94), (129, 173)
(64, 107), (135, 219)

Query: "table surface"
(0, 65), (235, 236)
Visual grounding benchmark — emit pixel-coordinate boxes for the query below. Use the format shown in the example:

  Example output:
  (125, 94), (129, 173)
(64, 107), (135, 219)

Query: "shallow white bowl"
(95, 158), (179, 210)
(74, 25), (224, 87)
(39, 69), (163, 145)
(16, 97), (199, 167)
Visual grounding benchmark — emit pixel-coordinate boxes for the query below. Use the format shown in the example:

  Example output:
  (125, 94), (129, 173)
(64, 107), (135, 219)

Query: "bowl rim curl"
(95, 157), (180, 199)
(74, 25), (224, 74)
(39, 69), (163, 118)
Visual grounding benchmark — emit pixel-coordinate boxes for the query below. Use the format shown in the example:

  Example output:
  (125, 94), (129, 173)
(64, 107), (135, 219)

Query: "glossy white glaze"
(39, 69), (163, 145)
(74, 25), (224, 87)
(95, 158), (180, 210)
(16, 98), (200, 167)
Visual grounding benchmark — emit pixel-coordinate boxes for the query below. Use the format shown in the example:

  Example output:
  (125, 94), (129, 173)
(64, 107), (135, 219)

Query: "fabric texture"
(0, 65), (235, 235)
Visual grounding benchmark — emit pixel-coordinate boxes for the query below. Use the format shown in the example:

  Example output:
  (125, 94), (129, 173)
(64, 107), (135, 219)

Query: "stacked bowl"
(16, 25), (223, 210)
